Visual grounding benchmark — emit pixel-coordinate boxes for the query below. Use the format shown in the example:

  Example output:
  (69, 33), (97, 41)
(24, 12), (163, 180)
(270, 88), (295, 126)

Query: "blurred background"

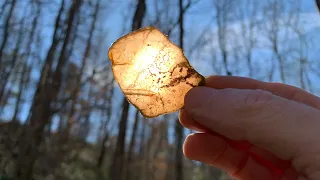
(0, 0), (319, 180)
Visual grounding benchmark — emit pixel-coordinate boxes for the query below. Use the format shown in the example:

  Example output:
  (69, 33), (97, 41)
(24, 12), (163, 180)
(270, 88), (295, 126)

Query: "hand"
(180, 76), (320, 180)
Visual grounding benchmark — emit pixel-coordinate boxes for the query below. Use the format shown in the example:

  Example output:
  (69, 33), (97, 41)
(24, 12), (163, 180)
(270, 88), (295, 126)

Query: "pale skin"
(179, 76), (320, 180)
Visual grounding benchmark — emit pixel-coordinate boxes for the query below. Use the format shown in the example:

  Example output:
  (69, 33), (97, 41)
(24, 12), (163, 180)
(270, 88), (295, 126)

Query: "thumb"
(184, 87), (320, 161)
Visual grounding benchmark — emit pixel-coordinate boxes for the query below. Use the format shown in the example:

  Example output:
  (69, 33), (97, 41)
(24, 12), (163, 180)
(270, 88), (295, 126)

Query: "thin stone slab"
(108, 26), (205, 118)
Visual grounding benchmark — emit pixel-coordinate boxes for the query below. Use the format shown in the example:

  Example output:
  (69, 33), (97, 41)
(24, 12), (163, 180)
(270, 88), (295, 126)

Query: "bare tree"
(9, 3), (34, 121)
(138, 117), (148, 180)
(0, 0), (17, 101)
(149, 120), (167, 180)
(261, 0), (288, 82)
(109, 0), (146, 180)
(126, 110), (141, 180)
(14, 1), (83, 179)
(96, 81), (114, 170)
(289, 9), (308, 90)
(109, 99), (130, 180)
(175, 1), (185, 180)
(237, 0), (259, 77)
(0, 0), (9, 19)
(213, 0), (235, 76)
(65, 0), (101, 135)
(166, 0), (201, 37)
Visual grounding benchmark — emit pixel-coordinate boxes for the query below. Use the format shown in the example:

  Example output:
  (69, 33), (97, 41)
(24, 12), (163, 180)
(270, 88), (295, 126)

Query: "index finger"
(179, 75), (320, 133)
(205, 76), (320, 109)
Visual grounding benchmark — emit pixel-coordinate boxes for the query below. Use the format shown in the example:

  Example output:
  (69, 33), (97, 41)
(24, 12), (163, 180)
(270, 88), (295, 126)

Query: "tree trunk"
(14, 1), (82, 179)
(24, 0), (66, 126)
(109, 98), (130, 180)
(49, 2), (81, 135)
(97, 132), (109, 168)
(11, 5), (35, 121)
(125, 110), (140, 180)
(174, 1), (185, 180)
(215, 0), (233, 76)
(96, 82), (114, 169)
(96, 92), (113, 177)
(0, 0), (9, 18)
(0, 0), (17, 100)
(138, 117), (147, 180)
(174, 121), (184, 180)
(109, 0), (146, 179)
(14, 0), (65, 176)
(66, 0), (100, 134)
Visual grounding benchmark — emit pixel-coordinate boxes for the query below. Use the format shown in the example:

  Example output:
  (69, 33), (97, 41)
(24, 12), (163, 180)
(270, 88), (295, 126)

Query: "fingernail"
(185, 87), (218, 116)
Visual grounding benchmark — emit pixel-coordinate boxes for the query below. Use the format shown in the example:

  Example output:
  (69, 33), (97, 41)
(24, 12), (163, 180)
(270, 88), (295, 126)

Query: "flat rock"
(108, 26), (204, 118)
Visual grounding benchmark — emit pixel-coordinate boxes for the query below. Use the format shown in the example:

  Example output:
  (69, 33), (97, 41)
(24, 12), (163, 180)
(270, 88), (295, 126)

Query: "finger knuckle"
(243, 89), (274, 106)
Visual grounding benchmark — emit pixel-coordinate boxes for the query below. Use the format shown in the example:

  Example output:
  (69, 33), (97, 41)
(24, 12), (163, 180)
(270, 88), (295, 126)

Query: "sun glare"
(133, 45), (160, 73)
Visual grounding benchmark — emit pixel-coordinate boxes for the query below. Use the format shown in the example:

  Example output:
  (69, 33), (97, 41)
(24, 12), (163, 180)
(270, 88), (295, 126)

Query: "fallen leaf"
(108, 26), (205, 118)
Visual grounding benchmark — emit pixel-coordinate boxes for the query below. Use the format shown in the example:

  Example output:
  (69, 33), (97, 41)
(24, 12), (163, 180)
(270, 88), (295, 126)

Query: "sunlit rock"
(108, 26), (204, 118)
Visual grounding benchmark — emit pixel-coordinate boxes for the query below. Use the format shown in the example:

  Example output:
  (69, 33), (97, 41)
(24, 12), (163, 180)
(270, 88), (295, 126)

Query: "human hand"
(180, 76), (320, 180)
